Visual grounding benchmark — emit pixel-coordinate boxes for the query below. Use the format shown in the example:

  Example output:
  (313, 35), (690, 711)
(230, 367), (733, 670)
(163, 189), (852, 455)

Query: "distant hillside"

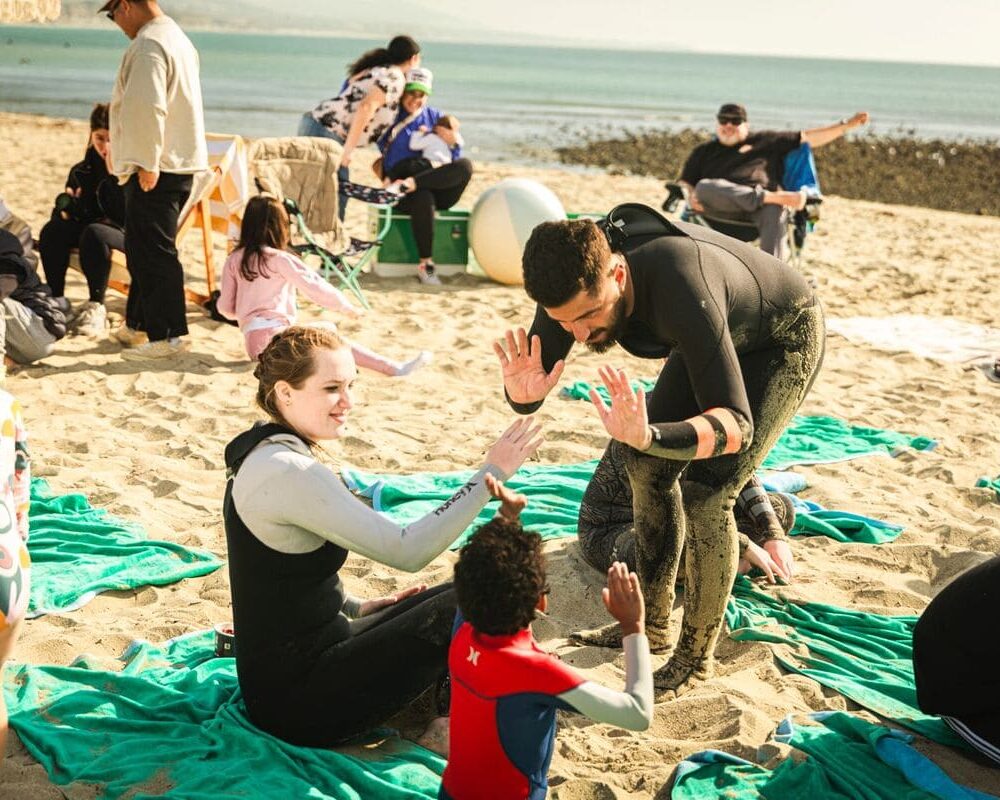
(54, 0), (526, 43)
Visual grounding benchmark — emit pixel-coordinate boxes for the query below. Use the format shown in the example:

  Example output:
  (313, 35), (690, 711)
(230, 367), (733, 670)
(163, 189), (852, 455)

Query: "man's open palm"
(493, 328), (565, 405)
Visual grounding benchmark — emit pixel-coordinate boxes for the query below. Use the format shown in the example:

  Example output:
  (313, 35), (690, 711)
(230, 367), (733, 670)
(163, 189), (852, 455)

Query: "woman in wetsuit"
(495, 204), (824, 697)
(223, 325), (541, 748)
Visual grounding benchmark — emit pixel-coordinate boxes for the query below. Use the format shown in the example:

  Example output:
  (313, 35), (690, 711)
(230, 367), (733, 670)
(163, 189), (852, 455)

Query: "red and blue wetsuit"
(441, 621), (652, 800)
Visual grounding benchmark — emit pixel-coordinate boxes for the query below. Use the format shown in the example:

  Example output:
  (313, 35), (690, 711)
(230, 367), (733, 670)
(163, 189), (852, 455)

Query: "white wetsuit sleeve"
(557, 634), (653, 731)
(236, 444), (506, 572)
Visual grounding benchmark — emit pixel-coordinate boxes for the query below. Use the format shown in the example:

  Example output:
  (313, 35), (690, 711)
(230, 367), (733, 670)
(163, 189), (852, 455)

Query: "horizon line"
(15, 21), (1000, 71)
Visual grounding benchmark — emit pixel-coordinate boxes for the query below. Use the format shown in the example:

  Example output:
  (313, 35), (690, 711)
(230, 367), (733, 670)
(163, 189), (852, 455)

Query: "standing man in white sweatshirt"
(103, 0), (207, 360)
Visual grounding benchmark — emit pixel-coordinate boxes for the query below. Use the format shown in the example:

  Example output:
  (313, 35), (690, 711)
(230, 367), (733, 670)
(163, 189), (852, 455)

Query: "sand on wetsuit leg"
(653, 304), (825, 697)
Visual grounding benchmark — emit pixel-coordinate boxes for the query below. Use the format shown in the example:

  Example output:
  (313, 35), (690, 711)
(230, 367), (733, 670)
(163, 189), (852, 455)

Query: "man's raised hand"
(493, 328), (565, 405)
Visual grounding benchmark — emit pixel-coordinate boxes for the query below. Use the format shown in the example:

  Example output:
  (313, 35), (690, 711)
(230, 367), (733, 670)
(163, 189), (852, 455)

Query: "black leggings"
(243, 582), (457, 747)
(394, 159), (473, 259)
(38, 217), (123, 303)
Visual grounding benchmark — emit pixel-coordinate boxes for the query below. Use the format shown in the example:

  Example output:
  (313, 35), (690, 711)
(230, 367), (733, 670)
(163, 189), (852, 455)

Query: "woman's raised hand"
(493, 328), (565, 405)
(589, 366), (652, 451)
(484, 417), (544, 475)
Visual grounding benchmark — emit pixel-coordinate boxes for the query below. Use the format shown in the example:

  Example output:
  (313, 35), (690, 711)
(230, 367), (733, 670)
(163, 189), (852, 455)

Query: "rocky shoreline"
(557, 130), (1000, 217)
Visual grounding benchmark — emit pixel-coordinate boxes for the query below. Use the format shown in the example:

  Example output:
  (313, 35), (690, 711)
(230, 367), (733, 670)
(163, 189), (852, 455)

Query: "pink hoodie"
(217, 246), (357, 330)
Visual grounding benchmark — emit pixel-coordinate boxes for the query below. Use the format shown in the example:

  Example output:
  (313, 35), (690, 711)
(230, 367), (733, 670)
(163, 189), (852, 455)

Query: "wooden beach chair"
(86, 133), (249, 305)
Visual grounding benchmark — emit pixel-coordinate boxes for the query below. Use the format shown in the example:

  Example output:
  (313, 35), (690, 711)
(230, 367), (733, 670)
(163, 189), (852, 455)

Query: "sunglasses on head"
(105, 0), (121, 20)
(717, 116), (743, 126)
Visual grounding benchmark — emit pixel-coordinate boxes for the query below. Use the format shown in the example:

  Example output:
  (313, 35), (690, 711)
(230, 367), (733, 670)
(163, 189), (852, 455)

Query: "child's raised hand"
(602, 562), (645, 637)
(484, 472), (527, 522)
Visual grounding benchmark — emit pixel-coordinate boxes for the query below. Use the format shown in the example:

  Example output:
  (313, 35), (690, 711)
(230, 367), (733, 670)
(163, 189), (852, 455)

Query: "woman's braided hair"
(253, 325), (347, 431)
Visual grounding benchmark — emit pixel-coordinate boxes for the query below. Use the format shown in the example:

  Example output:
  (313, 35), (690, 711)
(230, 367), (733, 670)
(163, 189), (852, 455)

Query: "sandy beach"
(1, 110), (999, 798)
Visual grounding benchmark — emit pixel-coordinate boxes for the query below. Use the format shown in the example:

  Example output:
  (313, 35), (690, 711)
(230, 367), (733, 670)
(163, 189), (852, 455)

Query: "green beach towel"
(975, 475), (1000, 501)
(672, 712), (997, 800)
(342, 462), (902, 549)
(726, 578), (957, 745)
(27, 478), (222, 617)
(5, 630), (443, 799)
(559, 381), (935, 469)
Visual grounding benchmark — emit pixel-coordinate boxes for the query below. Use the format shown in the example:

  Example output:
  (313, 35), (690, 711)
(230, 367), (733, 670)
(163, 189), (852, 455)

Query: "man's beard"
(585, 293), (629, 354)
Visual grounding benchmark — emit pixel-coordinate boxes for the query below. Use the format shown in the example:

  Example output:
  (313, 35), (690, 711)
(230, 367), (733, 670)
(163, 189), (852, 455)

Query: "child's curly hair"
(454, 518), (547, 635)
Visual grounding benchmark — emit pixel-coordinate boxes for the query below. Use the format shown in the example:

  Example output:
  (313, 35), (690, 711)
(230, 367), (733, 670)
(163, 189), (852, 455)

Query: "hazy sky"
(335, 0), (1000, 67)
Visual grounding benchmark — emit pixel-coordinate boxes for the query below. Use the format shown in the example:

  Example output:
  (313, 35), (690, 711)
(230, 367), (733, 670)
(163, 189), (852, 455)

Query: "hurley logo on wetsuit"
(433, 478), (479, 516)
(467, 646), (480, 665)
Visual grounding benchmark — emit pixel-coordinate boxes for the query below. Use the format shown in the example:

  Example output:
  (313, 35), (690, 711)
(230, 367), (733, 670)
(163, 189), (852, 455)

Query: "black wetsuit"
(223, 423), (456, 746)
(913, 555), (1000, 764)
(509, 214), (825, 687)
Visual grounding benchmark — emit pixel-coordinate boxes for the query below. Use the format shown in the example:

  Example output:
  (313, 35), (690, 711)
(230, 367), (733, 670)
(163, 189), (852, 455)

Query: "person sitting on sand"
(37, 102), (125, 337)
(677, 103), (869, 261)
(442, 506), (652, 800)
(0, 387), (31, 761)
(913, 554), (1000, 766)
(0, 229), (67, 367)
(217, 195), (430, 376)
(494, 203), (824, 697)
(377, 69), (473, 286)
(299, 35), (422, 221)
(223, 325), (542, 749)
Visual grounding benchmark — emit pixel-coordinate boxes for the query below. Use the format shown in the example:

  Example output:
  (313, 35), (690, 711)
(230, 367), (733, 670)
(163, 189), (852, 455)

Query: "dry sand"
(1, 111), (999, 798)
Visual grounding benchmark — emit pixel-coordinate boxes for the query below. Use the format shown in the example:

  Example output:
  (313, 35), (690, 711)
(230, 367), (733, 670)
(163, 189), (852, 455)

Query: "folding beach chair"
(282, 181), (400, 309)
(96, 133), (249, 305)
(249, 136), (401, 309)
(662, 142), (823, 268)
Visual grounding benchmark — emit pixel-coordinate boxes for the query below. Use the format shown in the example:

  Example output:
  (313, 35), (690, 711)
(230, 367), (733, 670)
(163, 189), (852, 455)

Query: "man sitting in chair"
(677, 103), (868, 261)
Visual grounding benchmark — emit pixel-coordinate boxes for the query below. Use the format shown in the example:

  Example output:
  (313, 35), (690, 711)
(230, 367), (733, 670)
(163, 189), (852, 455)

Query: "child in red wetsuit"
(442, 488), (653, 800)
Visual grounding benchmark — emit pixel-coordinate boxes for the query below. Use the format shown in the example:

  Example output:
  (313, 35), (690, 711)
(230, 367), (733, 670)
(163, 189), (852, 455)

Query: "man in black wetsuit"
(494, 204), (825, 697)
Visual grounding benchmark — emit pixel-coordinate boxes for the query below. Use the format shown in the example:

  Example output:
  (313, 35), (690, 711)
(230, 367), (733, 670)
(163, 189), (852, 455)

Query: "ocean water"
(2, 26), (999, 163)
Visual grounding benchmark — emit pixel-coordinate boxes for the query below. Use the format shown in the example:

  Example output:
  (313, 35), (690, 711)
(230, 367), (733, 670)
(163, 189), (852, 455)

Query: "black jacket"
(53, 146), (125, 228)
(0, 229), (68, 340)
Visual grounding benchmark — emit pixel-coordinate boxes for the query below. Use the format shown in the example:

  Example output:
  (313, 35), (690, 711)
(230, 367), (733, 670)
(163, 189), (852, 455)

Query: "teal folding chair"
(282, 182), (398, 309)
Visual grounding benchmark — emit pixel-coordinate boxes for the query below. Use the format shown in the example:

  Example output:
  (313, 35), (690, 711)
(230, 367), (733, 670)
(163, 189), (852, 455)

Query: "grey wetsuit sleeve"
(557, 633), (653, 731)
(236, 444), (506, 572)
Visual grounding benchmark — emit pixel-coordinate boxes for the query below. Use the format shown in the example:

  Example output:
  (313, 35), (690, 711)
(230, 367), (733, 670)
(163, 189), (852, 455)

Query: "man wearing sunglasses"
(677, 103), (868, 260)
(101, 0), (207, 361)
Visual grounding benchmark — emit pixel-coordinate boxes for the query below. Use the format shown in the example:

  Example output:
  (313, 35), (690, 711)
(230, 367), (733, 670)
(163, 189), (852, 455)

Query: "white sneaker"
(120, 337), (191, 362)
(72, 301), (107, 337)
(417, 263), (441, 286)
(111, 325), (148, 348)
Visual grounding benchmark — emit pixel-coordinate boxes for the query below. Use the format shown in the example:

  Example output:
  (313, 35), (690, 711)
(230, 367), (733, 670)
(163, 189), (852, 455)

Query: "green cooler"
(368, 207), (470, 277)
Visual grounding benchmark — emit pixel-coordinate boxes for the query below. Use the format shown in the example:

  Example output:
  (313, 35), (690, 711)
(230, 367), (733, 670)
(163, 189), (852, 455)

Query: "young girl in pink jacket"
(218, 195), (430, 375)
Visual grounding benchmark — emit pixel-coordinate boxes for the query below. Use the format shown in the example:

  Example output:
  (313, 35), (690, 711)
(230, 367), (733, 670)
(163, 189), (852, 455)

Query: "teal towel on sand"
(672, 712), (997, 800)
(559, 381), (935, 469)
(5, 630), (444, 799)
(27, 478), (221, 617)
(726, 577), (958, 746)
(342, 462), (902, 549)
(975, 475), (1000, 501)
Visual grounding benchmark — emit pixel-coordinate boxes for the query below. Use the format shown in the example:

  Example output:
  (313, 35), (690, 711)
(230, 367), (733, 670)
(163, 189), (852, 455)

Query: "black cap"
(97, 0), (115, 11)
(717, 103), (747, 123)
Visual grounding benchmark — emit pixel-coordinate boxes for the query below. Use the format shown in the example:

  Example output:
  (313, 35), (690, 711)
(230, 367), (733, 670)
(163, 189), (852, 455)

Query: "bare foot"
(570, 621), (672, 653)
(653, 652), (713, 700)
(416, 715), (449, 757)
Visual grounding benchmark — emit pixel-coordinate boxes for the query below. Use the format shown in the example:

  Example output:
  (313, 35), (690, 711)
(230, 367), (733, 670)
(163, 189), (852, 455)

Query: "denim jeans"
(297, 112), (349, 221)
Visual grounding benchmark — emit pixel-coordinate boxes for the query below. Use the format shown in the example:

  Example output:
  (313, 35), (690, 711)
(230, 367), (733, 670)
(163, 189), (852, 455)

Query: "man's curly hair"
(454, 519), (547, 635)
(521, 219), (612, 308)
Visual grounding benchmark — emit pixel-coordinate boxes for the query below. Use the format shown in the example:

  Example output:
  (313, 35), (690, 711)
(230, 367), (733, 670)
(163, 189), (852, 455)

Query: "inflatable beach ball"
(469, 179), (566, 285)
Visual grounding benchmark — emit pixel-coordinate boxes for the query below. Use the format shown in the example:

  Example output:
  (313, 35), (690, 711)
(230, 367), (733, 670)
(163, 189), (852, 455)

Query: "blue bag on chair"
(782, 142), (822, 198)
